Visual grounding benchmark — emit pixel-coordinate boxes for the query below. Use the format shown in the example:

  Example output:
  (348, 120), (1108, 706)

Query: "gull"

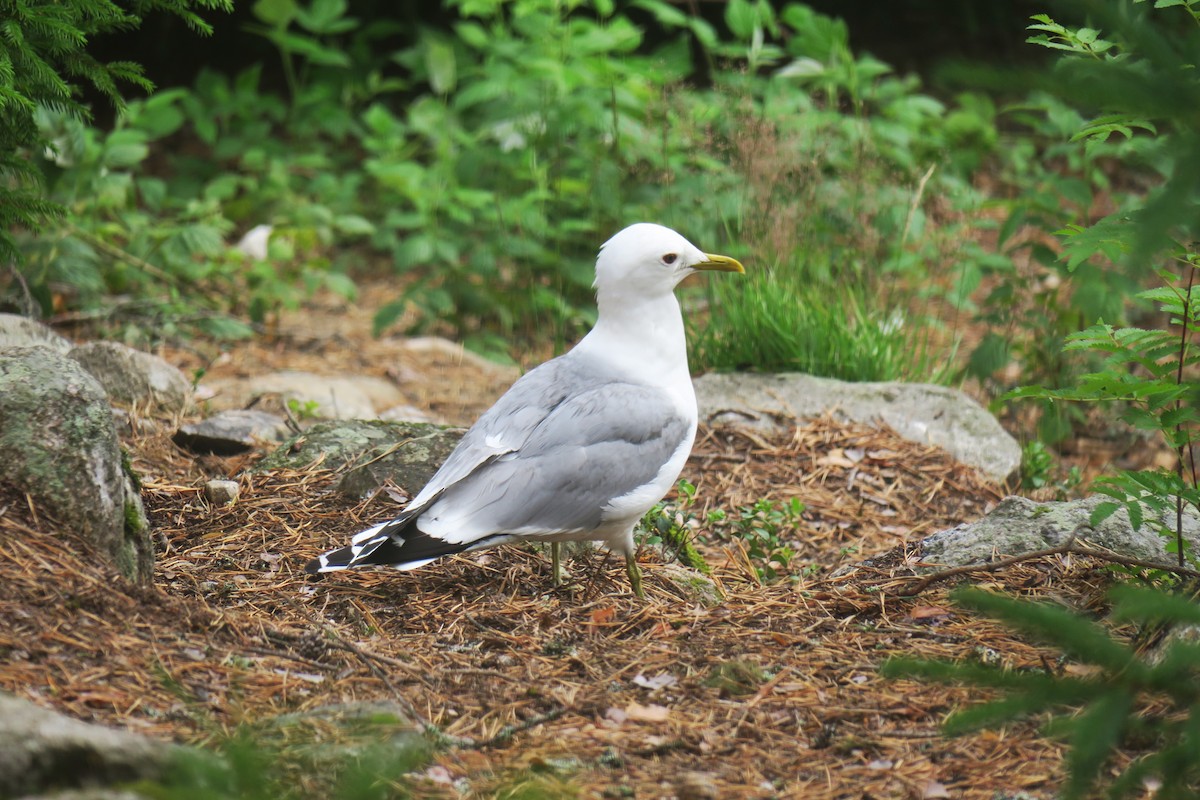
(305, 223), (744, 597)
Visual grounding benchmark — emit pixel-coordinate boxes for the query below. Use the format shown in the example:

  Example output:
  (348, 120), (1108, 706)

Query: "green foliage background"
(0, 0), (233, 262)
(4, 0), (1025, 373)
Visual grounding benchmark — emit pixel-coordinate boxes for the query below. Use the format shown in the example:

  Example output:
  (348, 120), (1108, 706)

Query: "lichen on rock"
(0, 346), (153, 583)
(255, 419), (464, 497)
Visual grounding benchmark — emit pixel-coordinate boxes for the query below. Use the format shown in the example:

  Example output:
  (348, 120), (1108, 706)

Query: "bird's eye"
(662, 253), (678, 265)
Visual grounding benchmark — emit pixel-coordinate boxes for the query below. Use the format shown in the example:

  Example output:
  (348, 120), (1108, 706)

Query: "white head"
(594, 223), (744, 302)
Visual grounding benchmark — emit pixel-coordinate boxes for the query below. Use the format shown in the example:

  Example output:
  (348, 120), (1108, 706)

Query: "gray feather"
(419, 380), (690, 539)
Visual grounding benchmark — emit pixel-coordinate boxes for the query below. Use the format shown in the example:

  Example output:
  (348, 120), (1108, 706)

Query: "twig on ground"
(471, 708), (567, 749)
(730, 665), (793, 738)
(242, 645), (337, 672)
(891, 524), (1200, 597)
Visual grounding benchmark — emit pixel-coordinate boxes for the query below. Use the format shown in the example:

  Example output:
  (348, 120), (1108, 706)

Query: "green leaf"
(321, 271), (357, 299)
(102, 129), (149, 168)
(1128, 499), (1143, 530)
(193, 316), (256, 340)
(632, 0), (689, 28)
(296, 0), (350, 34)
(264, 29), (351, 67)
(1057, 216), (1130, 272)
(333, 215), (375, 236)
(725, 0), (756, 40)
(374, 301), (413, 336)
(253, 0), (297, 27)
(424, 37), (457, 94)
(454, 21), (488, 49)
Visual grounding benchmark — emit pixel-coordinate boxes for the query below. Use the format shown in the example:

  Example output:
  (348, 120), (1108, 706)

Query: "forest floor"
(0, 283), (1143, 799)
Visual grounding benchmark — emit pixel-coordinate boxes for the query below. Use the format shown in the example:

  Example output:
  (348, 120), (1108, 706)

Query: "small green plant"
(707, 496), (805, 581)
(637, 479), (713, 574)
(639, 481), (806, 580)
(286, 398), (323, 421)
(1020, 439), (1083, 493)
(1021, 439), (1057, 491)
(884, 584), (1200, 800)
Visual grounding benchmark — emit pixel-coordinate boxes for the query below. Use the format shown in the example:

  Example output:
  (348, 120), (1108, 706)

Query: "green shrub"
(973, 0), (1200, 438)
(363, 0), (727, 352)
(885, 585), (1200, 799)
(5, 0), (1011, 375)
(1003, 0), (1200, 562)
(904, 8), (1200, 796)
(0, 0), (231, 268)
(12, 0), (1013, 371)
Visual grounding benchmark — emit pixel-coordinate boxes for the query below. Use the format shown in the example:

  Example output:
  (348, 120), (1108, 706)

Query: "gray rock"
(377, 404), (444, 424)
(173, 410), (290, 455)
(399, 336), (519, 378)
(255, 420), (463, 497)
(201, 371), (404, 420)
(915, 495), (1200, 568)
(0, 347), (152, 583)
(0, 693), (176, 797)
(68, 342), (192, 414)
(694, 372), (1020, 483)
(0, 314), (71, 353)
(204, 479), (240, 505)
(655, 563), (724, 607)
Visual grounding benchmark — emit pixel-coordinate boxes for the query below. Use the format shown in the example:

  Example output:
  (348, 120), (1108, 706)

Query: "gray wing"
(413, 374), (693, 544)
(404, 356), (586, 508)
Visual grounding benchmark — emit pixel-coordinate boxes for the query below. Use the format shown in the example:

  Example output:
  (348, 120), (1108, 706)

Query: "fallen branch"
(730, 664), (793, 738)
(471, 708), (567, 749)
(892, 524), (1200, 597)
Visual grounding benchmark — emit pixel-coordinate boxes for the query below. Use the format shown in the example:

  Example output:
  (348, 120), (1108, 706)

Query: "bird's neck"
(582, 291), (691, 381)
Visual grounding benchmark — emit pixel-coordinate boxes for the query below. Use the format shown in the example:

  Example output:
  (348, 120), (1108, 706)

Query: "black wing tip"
(303, 523), (473, 578)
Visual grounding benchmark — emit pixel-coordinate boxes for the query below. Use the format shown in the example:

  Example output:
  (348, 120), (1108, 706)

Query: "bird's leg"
(551, 542), (562, 587)
(625, 552), (645, 599)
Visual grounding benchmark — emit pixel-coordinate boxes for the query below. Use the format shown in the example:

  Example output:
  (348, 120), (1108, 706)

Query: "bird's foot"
(625, 553), (645, 600)
(551, 541), (563, 587)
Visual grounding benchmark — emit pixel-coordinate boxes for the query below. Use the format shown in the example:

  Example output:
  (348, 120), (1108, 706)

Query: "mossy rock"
(656, 562), (724, 607)
(254, 420), (464, 497)
(68, 341), (192, 414)
(0, 346), (152, 583)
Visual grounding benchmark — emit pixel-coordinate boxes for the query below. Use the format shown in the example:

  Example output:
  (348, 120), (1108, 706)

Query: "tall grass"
(688, 261), (950, 382)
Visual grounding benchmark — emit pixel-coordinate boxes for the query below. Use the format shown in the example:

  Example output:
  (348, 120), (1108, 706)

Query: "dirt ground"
(0, 284), (1135, 799)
